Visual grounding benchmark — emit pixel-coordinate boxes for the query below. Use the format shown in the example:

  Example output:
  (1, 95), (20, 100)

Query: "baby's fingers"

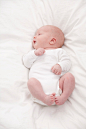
(51, 66), (53, 71)
(51, 66), (54, 72)
(56, 71), (61, 75)
(51, 67), (56, 73)
(39, 51), (43, 55)
(56, 72), (59, 75)
(39, 50), (45, 55)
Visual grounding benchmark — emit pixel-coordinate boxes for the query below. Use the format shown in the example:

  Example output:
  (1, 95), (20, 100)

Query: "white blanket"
(0, 0), (86, 129)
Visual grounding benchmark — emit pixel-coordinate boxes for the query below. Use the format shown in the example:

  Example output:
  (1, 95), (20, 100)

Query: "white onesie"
(23, 48), (71, 105)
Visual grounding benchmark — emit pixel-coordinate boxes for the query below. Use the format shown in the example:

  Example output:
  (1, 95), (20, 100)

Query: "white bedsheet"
(0, 0), (86, 129)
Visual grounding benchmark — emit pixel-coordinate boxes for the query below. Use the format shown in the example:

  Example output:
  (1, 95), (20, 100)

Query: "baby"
(23, 25), (75, 106)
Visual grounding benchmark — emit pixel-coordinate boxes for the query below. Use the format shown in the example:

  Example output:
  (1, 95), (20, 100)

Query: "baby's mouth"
(33, 40), (36, 44)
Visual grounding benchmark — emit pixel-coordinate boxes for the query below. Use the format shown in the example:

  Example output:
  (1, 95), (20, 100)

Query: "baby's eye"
(38, 33), (41, 35)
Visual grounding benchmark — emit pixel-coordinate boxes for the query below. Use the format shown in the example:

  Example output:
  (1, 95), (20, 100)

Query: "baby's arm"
(23, 48), (45, 68)
(51, 49), (71, 75)
(23, 50), (38, 68)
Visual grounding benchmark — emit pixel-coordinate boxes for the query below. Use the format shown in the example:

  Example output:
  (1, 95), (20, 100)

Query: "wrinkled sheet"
(0, 0), (86, 129)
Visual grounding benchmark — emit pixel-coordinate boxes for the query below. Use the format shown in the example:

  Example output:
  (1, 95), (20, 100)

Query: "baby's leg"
(27, 78), (55, 106)
(55, 73), (75, 105)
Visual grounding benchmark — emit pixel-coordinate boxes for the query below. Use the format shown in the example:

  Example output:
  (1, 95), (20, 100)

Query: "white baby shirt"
(23, 48), (71, 105)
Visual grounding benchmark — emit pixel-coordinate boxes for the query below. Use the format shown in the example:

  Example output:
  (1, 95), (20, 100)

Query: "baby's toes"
(55, 101), (58, 105)
(55, 100), (58, 105)
(50, 95), (53, 100)
(55, 97), (58, 100)
(52, 93), (56, 96)
(50, 95), (54, 102)
(55, 97), (58, 104)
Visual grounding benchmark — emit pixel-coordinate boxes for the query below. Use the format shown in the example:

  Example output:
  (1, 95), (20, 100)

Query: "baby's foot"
(43, 93), (55, 106)
(55, 95), (67, 105)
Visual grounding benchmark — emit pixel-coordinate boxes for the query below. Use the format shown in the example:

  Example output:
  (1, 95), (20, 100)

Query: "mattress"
(0, 0), (86, 129)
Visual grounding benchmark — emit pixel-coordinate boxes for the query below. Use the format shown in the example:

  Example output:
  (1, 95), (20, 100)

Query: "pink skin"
(55, 73), (75, 105)
(32, 25), (64, 50)
(27, 72), (75, 106)
(27, 78), (56, 106)
(32, 26), (53, 50)
(27, 25), (75, 106)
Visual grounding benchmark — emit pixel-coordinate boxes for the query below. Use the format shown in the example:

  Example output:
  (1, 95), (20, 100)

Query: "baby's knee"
(66, 73), (75, 85)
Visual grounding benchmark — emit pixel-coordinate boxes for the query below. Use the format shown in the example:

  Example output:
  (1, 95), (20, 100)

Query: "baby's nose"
(34, 36), (36, 38)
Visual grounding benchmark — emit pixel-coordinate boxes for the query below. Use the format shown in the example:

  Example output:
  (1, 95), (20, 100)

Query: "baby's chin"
(32, 44), (37, 49)
(33, 43), (45, 49)
(33, 44), (39, 50)
(33, 46), (38, 50)
(33, 45), (43, 50)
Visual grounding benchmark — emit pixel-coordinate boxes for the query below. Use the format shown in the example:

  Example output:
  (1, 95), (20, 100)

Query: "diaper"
(32, 86), (62, 106)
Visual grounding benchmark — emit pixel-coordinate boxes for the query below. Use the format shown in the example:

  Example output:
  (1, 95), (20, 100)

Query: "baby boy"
(23, 25), (75, 106)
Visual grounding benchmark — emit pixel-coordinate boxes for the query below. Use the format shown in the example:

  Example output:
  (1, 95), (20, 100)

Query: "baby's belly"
(29, 56), (60, 93)
(29, 68), (60, 94)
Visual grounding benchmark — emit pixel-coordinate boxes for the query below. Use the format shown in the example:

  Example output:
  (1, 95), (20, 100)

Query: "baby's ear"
(49, 38), (56, 45)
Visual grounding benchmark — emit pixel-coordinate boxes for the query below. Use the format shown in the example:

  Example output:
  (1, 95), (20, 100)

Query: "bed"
(0, 0), (86, 129)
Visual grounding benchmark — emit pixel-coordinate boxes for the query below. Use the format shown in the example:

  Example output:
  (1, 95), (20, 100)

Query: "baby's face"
(32, 26), (52, 49)
(32, 25), (64, 50)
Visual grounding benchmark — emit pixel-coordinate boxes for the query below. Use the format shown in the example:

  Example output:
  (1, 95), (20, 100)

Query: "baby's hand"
(34, 48), (45, 56)
(51, 64), (62, 75)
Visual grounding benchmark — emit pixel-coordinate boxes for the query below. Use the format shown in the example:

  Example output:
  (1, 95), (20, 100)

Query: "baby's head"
(32, 25), (64, 50)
